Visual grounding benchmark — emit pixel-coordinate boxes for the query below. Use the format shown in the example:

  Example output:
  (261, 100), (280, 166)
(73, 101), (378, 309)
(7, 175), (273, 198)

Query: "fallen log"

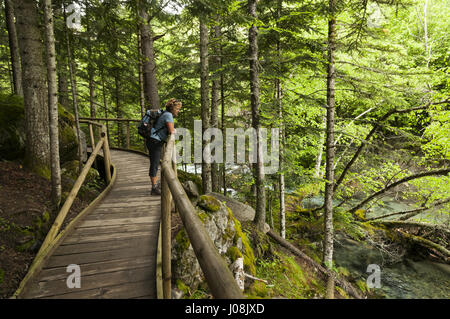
(267, 230), (364, 299)
(370, 220), (450, 237)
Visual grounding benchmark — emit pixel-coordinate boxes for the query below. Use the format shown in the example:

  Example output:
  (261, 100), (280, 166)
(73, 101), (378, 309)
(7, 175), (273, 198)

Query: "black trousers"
(145, 137), (164, 177)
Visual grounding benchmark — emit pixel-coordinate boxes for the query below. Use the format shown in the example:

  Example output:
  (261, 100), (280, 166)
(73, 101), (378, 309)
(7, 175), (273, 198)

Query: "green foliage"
(252, 250), (322, 299)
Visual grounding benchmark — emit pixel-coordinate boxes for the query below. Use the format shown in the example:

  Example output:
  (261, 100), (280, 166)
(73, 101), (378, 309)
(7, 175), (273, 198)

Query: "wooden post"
(38, 139), (104, 254)
(161, 145), (172, 299)
(88, 123), (95, 149)
(161, 135), (244, 299)
(126, 120), (130, 149)
(101, 125), (112, 183)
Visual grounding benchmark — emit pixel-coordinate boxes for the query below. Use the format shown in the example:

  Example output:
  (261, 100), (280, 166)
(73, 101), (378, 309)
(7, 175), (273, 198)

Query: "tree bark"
(64, 11), (82, 172)
(210, 22), (221, 193)
(14, 0), (50, 174)
(248, 0), (266, 231)
(314, 114), (326, 178)
(43, 0), (61, 210)
(276, 0), (285, 238)
(139, 3), (160, 110)
(200, 20), (212, 193)
(323, 0), (337, 299)
(115, 72), (123, 147)
(5, 0), (23, 96)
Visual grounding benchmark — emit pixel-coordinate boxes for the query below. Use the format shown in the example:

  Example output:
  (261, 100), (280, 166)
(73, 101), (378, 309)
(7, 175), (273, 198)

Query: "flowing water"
(302, 196), (450, 299)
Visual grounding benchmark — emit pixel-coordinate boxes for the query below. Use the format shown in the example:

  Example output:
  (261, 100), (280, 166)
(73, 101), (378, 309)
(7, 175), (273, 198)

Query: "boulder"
(171, 195), (256, 293)
(182, 180), (200, 198)
(0, 93), (87, 163)
(206, 192), (255, 222)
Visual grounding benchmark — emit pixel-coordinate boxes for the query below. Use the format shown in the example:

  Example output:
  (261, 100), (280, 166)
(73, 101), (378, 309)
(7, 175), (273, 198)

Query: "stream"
(303, 196), (450, 298)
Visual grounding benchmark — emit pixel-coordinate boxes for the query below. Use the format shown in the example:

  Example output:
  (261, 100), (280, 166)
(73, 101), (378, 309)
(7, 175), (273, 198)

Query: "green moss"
(354, 209), (366, 220)
(336, 286), (349, 299)
(197, 209), (209, 223)
(356, 279), (369, 293)
(177, 170), (203, 194)
(175, 228), (191, 252)
(226, 246), (243, 262)
(231, 216), (256, 276)
(248, 281), (268, 298)
(176, 279), (190, 296)
(32, 163), (51, 180)
(198, 195), (221, 212)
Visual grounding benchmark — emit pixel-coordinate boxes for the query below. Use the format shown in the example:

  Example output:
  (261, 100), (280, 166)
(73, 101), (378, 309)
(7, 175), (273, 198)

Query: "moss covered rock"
(0, 93), (86, 164)
(171, 199), (256, 295)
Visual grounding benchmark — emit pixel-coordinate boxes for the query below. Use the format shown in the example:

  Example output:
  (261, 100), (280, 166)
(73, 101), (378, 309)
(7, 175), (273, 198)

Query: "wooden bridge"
(12, 118), (243, 299)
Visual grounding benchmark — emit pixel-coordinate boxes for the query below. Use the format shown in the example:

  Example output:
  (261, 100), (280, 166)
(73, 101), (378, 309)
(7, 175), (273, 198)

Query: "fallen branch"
(365, 198), (450, 221)
(244, 272), (268, 284)
(369, 220), (450, 237)
(267, 230), (364, 299)
(334, 98), (449, 193)
(349, 168), (450, 216)
(394, 229), (450, 261)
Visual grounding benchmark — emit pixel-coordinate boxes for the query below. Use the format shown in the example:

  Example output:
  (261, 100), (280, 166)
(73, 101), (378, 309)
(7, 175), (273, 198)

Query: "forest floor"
(0, 160), (102, 298)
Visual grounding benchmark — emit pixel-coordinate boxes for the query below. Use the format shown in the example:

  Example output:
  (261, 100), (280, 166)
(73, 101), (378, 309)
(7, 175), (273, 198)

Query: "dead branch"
(349, 168), (450, 216)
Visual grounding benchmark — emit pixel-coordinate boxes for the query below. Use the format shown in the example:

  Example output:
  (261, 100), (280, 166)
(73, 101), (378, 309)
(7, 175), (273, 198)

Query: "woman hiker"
(146, 98), (182, 195)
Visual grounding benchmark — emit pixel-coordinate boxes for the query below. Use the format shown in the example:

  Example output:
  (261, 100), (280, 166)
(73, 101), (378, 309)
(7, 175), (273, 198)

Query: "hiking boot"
(151, 182), (161, 195)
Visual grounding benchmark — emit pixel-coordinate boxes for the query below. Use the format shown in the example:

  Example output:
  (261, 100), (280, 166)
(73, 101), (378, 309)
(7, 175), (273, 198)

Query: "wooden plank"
(76, 216), (159, 228)
(41, 280), (155, 299)
(63, 230), (156, 245)
(73, 223), (158, 236)
(26, 267), (154, 298)
(85, 207), (159, 216)
(83, 212), (157, 221)
(98, 202), (160, 209)
(44, 244), (157, 268)
(37, 255), (154, 281)
(55, 236), (154, 255)
(97, 197), (159, 205)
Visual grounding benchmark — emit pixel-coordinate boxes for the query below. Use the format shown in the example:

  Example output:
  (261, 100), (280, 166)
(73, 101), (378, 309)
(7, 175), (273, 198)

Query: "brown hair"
(165, 98), (182, 112)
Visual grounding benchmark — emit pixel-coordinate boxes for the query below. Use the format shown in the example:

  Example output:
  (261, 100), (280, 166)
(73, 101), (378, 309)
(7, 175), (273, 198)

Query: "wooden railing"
(12, 120), (113, 298)
(159, 134), (244, 299)
(80, 117), (141, 151)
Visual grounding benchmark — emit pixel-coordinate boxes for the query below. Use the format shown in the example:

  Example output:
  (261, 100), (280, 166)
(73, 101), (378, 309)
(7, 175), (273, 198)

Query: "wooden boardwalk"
(21, 149), (161, 299)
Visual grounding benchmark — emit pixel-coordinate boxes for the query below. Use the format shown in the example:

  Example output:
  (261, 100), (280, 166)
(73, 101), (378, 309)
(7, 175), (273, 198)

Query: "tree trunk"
(64, 8), (82, 172)
(115, 73), (122, 147)
(314, 114), (326, 179)
(43, 0), (61, 210)
(14, 0), (50, 174)
(139, 4), (160, 110)
(137, 27), (145, 117)
(220, 38), (226, 196)
(5, 0), (23, 96)
(200, 20), (212, 194)
(323, 0), (337, 299)
(248, 0), (266, 231)
(276, 0), (285, 238)
(210, 22), (221, 193)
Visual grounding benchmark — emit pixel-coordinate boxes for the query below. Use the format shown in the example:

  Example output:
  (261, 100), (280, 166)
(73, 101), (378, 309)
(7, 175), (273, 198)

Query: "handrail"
(12, 120), (113, 298)
(160, 134), (244, 299)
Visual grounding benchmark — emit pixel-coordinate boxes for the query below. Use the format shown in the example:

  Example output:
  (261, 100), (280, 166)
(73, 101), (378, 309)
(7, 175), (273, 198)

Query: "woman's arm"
(166, 121), (175, 134)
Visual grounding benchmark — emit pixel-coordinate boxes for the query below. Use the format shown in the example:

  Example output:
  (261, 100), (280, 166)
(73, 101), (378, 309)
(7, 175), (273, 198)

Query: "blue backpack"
(137, 109), (165, 139)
